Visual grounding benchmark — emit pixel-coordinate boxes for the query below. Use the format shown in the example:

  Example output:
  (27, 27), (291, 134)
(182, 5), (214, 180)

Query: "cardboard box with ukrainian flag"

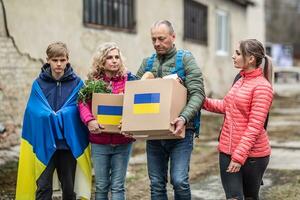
(92, 93), (123, 133)
(121, 78), (187, 139)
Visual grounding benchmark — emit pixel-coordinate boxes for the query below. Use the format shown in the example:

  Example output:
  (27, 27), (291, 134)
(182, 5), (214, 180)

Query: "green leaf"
(77, 80), (112, 104)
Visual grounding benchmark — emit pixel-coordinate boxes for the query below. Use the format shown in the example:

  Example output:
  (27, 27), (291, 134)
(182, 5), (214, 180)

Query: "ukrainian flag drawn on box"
(133, 93), (160, 114)
(97, 105), (123, 125)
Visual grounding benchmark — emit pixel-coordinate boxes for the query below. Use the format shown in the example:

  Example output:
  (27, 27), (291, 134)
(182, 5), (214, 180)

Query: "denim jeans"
(91, 143), (133, 200)
(146, 129), (194, 200)
(219, 152), (270, 200)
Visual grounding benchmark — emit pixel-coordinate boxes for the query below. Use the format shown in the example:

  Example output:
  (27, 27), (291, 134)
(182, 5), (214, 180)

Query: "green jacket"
(136, 46), (205, 125)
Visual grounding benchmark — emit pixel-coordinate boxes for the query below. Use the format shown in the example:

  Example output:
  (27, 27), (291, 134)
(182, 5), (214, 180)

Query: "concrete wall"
(205, 0), (248, 96)
(0, 37), (41, 124)
(2, 0), (261, 97)
(247, 0), (266, 43)
(0, 0), (265, 148)
(0, 0), (42, 126)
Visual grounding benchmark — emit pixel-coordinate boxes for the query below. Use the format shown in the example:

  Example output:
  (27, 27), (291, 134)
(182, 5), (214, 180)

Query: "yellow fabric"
(74, 145), (92, 199)
(16, 140), (92, 200)
(16, 139), (46, 200)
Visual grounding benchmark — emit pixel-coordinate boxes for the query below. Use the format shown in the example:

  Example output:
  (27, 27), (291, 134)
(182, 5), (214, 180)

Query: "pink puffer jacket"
(203, 68), (273, 165)
(78, 73), (135, 145)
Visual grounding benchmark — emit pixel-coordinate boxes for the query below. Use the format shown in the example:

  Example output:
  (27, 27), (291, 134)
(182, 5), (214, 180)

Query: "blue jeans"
(91, 143), (133, 200)
(146, 129), (194, 200)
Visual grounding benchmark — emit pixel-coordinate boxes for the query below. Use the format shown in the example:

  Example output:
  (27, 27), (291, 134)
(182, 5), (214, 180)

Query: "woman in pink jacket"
(78, 42), (136, 200)
(203, 39), (273, 200)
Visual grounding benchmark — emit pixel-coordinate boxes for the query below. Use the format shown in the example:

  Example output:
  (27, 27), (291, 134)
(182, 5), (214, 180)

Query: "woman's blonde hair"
(88, 42), (126, 80)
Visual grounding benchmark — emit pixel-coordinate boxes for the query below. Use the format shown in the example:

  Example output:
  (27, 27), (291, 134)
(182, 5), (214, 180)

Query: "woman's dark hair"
(240, 39), (264, 67)
(239, 39), (273, 84)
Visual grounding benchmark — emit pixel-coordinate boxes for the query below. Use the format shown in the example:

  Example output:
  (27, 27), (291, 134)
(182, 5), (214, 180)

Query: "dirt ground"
(0, 95), (300, 199)
(0, 161), (17, 200)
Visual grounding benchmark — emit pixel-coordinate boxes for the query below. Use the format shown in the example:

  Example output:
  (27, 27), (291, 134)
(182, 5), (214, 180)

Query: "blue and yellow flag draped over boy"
(16, 80), (92, 200)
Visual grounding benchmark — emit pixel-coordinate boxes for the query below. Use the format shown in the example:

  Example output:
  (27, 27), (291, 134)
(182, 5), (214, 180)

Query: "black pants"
(219, 152), (269, 200)
(36, 150), (77, 200)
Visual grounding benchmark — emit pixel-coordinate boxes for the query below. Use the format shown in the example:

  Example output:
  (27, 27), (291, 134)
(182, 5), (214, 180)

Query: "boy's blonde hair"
(46, 42), (69, 59)
(88, 42), (126, 80)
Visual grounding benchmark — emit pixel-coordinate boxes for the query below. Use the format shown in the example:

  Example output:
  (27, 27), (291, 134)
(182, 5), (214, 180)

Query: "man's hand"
(87, 120), (104, 134)
(226, 160), (242, 173)
(171, 116), (186, 136)
(119, 120), (133, 138)
(141, 72), (155, 80)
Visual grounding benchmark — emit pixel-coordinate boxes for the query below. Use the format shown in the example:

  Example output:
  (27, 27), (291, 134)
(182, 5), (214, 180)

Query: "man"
(136, 20), (205, 200)
(16, 42), (91, 200)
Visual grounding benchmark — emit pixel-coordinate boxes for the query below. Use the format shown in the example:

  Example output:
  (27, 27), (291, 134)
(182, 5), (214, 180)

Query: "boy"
(16, 42), (91, 200)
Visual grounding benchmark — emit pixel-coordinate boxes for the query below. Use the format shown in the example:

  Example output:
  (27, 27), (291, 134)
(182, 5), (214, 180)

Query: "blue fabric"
(146, 130), (194, 200)
(36, 63), (81, 149)
(172, 49), (186, 81)
(37, 63), (81, 112)
(91, 143), (133, 200)
(145, 53), (157, 72)
(127, 72), (138, 81)
(22, 80), (89, 165)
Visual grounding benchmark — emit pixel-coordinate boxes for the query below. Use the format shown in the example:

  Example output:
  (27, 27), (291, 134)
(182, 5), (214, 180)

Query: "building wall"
(0, 0), (265, 150)
(1, 1), (42, 127)
(2, 0), (260, 96)
(0, 0), (264, 130)
(247, 0), (266, 43)
(195, 0), (250, 96)
(0, 38), (41, 124)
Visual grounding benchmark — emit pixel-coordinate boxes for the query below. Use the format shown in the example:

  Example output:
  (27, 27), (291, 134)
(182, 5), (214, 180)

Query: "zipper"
(157, 58), (163, 78)
(229, 122), (233, 154)
(55, 81), (61, 111)
(228, 78), (243, 154)
(57, 81), (62, 97)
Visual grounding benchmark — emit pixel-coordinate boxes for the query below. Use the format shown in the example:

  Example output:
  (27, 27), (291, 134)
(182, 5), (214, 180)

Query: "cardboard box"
(121, 79), (187, 139)
(92, 93), (123, 133)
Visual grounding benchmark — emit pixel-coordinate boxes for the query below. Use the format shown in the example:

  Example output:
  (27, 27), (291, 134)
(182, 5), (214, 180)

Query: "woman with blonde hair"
(203, 39), (273, 200)
(78, 42), (136, 200)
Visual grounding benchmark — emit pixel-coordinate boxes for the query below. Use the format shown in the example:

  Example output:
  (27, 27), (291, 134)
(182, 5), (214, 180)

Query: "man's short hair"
(151, 20), (174, 34)
(46, 42), (69, 59)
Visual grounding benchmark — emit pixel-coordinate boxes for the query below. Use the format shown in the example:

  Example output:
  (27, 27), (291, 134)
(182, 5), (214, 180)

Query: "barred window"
(83, 0), (136, 32)
(184, 0), (208, 44)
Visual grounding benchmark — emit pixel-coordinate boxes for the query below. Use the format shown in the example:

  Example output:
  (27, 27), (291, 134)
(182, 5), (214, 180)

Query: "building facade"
(0, 0), (265, 133)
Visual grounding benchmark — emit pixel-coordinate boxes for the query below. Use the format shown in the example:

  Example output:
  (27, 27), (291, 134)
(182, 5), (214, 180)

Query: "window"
(184, 0), (208, 44)
(83, 0), (136, 32)
(216, 10), (229, 56)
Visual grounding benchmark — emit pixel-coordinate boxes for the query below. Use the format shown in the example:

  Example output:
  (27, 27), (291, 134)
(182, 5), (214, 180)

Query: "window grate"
(184, 0), (208, 44)
(83, 0), (135, 32)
